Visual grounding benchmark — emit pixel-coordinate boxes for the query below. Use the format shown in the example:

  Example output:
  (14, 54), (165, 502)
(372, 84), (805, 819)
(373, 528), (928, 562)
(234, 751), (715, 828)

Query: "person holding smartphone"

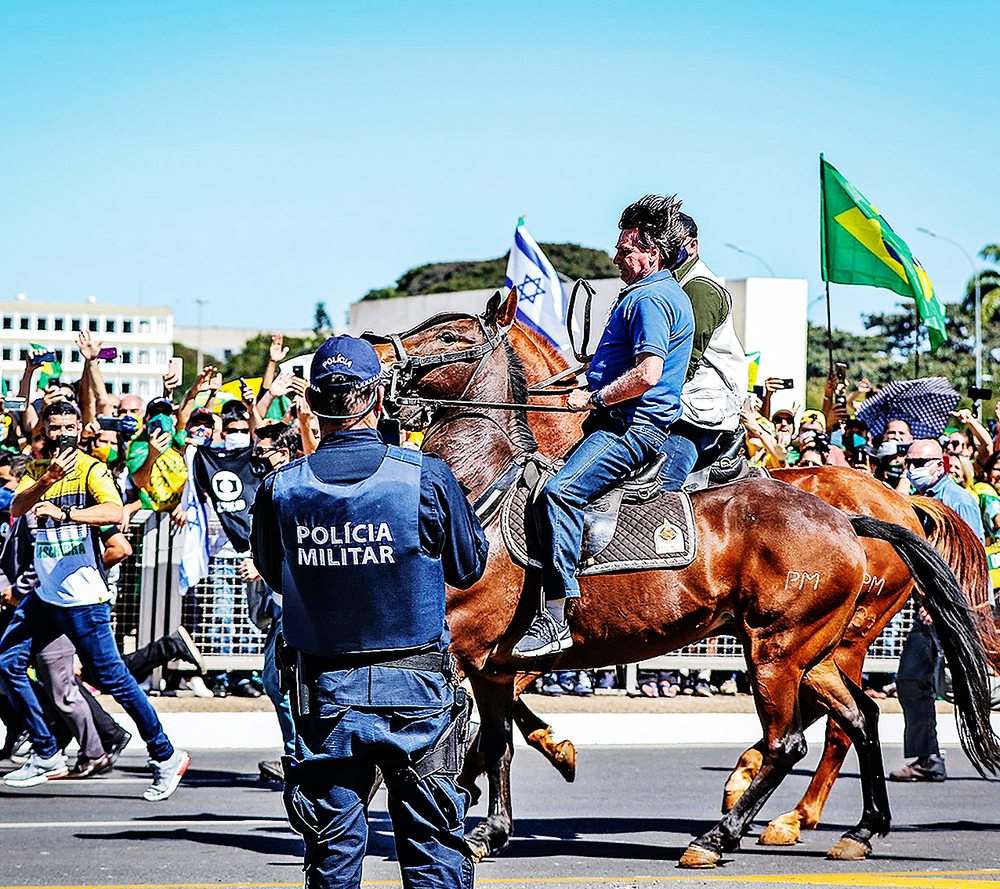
(0, 400), (190, 799)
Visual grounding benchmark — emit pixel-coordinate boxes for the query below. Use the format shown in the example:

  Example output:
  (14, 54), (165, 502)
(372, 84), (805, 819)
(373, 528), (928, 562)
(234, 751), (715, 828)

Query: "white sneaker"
(185, 675), (215, 699)
(4, 750), (69, 787)
(143, 749), (191, 801)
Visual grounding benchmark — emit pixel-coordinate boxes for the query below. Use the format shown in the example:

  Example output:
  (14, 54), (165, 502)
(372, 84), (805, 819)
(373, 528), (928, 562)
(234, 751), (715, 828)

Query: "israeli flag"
(504, 217), (570, 351)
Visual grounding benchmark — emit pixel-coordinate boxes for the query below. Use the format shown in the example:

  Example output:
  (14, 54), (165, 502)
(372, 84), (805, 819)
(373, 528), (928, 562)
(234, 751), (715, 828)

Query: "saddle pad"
(500, 478), (697, 576)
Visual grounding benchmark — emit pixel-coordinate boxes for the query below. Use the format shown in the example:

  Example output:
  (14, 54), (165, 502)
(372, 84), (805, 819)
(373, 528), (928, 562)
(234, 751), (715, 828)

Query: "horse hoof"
(758, 813), (801, 846)
(826, 837), (871, 860)
(554, 740), (577, 783)
(678, 844), (721, 868)
(465, 836), (489, 864)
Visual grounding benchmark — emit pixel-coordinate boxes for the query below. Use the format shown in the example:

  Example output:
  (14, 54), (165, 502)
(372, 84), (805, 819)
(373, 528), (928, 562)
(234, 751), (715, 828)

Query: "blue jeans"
(262, 616), (295, 756)
(285, 696), (472, 889)
(0, 596), (173, 761)
(536, 418), (690, 601)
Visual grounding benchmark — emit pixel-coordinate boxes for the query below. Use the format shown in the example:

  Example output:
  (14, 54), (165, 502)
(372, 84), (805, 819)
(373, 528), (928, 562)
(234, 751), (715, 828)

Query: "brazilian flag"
(820, 155), (947, 351)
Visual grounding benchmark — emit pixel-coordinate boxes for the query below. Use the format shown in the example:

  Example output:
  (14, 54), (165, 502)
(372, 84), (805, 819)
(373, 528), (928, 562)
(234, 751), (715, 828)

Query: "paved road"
(1, 743), (999, 888)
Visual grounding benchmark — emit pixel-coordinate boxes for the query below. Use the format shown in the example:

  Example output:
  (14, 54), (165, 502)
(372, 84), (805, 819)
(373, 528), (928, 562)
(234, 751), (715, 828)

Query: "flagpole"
(913, 301), (920, 377)
(825, 280), (833, 372)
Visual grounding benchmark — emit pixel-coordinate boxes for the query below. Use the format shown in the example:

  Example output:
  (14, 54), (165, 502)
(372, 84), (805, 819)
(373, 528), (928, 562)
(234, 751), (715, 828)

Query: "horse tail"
(850, 514), (1000, 777)
(910, 495), (1000, 672)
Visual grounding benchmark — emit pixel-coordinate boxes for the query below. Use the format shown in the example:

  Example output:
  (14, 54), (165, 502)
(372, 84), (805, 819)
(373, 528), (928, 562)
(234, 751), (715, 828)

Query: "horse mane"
(503, 339), (539, 454)
(514, 321), (571, 373)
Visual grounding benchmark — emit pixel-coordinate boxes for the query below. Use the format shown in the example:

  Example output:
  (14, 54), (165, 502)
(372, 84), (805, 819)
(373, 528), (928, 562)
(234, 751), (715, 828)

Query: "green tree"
(222, 332), (318, 381)
(361, 243), (618, 301)
(171, 342), (222, 391)
(314, 302), (333, 336)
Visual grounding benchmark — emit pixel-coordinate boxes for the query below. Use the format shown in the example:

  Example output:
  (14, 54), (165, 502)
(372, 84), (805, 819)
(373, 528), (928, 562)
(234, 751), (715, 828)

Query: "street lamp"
(725, 243), (776, 277)
(194, 298), (208, 373)
(916, 227), (981, 411)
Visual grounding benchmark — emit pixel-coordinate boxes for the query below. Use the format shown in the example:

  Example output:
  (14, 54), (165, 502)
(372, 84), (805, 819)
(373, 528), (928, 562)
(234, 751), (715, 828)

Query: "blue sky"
(2, 1), (996, 335)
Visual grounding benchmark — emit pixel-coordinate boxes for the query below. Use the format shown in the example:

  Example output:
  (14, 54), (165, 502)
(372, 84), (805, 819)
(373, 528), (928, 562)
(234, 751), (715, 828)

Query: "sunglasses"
(904, 456), (939, 468)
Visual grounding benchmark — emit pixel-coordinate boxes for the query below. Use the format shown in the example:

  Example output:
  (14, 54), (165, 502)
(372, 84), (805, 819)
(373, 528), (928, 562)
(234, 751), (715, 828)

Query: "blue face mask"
(671, 246), (689, 271)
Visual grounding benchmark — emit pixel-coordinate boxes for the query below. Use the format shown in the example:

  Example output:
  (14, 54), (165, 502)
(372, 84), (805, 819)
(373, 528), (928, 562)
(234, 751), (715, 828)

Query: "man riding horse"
(513, 194), (697, 658)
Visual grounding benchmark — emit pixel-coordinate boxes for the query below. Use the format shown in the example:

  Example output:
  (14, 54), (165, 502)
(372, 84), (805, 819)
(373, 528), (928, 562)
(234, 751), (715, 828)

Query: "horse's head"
(364, 288), (518, 429)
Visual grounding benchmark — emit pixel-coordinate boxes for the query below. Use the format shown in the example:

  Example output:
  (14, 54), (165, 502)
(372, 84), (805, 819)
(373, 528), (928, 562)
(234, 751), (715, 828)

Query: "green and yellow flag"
(820, 155), (947, 351)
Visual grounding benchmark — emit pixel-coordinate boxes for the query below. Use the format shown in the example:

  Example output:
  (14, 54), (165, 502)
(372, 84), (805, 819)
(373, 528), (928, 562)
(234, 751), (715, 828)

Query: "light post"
(194, 298), (208, 373)
(725, 243), (776, 277)
(916, 227), (981, 414)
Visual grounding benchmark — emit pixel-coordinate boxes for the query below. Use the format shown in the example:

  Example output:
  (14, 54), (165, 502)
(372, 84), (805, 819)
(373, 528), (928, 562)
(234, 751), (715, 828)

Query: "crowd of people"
(0, 330), (316, 792)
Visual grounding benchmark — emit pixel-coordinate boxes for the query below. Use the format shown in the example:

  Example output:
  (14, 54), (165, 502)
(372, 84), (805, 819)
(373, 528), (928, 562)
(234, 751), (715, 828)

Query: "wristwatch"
(589, 389), (607, 409)
(62, 507), (72, 523)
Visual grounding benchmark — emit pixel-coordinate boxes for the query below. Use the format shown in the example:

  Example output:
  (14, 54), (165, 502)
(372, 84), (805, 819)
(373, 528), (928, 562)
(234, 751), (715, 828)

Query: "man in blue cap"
(251, 335), (489, 889)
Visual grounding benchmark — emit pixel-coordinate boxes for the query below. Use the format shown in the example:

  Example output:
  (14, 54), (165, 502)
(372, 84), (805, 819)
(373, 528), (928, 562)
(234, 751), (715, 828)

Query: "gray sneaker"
(512, 611), (573, 658)
(4, 750), (68, 787)
(143, 749), (191, 801)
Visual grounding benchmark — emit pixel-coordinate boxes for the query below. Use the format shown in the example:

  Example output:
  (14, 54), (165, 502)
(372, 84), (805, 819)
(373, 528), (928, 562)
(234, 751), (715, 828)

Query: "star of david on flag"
(504, 217), (570, 350)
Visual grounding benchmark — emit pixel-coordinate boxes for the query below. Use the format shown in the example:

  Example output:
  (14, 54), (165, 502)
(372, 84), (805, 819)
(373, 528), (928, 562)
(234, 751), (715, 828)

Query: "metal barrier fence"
(117, 512), (915, 678)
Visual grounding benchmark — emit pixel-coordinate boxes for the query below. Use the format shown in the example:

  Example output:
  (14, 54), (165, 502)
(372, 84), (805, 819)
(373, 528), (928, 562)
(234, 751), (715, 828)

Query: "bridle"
(362, 310), (581, 430)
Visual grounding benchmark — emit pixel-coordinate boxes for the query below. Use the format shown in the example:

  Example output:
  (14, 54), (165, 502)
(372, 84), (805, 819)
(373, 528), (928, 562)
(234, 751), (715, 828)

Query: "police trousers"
(285, 701), (473, 889)
(897, 619), (941, 759)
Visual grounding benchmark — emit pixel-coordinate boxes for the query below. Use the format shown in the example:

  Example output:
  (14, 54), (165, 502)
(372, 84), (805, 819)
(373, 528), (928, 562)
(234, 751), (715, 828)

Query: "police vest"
(272, 446), (447, 657)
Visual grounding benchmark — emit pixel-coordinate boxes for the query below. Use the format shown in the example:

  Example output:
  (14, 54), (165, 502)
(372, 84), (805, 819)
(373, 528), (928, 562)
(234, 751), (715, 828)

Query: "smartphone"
(97, 417), (119, 431)
(751, 385), (764, 398)
(36, 351), (56, 363)
(2, 397), (26, 412)
(771, 378), (794, 390)
(292, 365), (305, 379)
(98, 347), (118, 360)
(835, 362), (847, 383)
(969, 385), (992, 401)
(56, 433), (78, 453)
(168, 356), (183, 379)
(378, 418), (401, 447)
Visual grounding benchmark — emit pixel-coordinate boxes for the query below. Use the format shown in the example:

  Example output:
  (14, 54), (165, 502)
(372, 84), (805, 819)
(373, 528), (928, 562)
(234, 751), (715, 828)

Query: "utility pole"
(195, 298), (208, 372)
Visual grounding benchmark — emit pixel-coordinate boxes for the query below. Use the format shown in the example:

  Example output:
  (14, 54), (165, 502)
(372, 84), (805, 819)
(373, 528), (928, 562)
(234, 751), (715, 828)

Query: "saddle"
(500, 453), (700, 576)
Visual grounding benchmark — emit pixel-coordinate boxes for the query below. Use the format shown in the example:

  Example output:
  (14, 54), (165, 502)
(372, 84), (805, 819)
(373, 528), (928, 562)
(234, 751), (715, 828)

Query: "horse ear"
(484, 290), (502, 323)
(495, 287), (518, 327)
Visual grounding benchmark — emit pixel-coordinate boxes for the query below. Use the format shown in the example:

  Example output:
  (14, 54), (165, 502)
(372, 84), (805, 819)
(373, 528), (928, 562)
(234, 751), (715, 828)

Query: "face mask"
(225, 432), (251, 450)
(188, 430), (211, 448)
(92, 445), (118, 464)
(671, 246), (688, 271)
(907, 466), (935, 491)
(248, 455), (274, 478)
(42, 434), (79, 457)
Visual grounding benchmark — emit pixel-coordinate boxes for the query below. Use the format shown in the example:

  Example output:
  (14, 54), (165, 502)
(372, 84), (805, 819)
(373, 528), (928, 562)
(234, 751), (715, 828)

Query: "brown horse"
(505, 319), (1000, 847)
(370, 290), (1000, 867)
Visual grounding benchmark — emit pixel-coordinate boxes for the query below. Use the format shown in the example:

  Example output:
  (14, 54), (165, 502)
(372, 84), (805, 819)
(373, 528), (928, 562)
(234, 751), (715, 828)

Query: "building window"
(19, 349), (28, 361)
(54, 318), (64, 331)
(138, 350), (149, 365)
(156, 318), (167, 334)
(1, 349), (10, 361)
(71, 350), (80, 363)
(106, 319), (115, 333)
(123, 320), (132, 333)
(122, 351), (132, 364)
(54, 350), (63, 363)
(121, 382), (131, 394)
(224, 349), (234, 361)
(2, 317), (11, 330)
(19, 318), (29, 330)
(138, 380), (149, 396)
(155, 349), (166, 365)
(36, 318), (47, 331)
(139, 319), (150, 333)
(71, 318), (81, 332)
(88, 319), (98, 332)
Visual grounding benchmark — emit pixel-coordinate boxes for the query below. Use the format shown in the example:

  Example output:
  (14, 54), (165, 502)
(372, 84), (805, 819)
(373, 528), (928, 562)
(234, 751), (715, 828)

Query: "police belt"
(300, 648), (455, 676)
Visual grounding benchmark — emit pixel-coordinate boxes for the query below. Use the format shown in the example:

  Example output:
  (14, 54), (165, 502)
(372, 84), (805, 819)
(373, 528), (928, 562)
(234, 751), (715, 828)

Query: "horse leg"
(815, 670), (890, 860)
(464, 672), (516, 862)
(721, 743), (765, 812)
(456, 726), (485, 808)
(514, 697), (577, 783)
(680, 664), (808, 868)
(758, 648), (867, 845)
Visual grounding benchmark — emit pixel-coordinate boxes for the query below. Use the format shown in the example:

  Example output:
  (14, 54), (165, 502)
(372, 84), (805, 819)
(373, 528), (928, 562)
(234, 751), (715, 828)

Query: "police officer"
(251, 335), (488, 889)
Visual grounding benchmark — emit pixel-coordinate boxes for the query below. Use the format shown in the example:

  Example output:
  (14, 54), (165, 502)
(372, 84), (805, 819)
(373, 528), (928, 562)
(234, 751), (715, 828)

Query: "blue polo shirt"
(587, 269), (695, 426)
(926, 474), (985, 543)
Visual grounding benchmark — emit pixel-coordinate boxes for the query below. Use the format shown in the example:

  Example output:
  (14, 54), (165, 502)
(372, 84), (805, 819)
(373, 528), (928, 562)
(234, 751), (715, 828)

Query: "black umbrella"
(854, 377), (960, 441)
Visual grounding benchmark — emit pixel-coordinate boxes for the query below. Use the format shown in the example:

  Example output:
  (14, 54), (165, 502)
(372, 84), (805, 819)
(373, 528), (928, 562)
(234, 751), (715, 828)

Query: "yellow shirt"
(16, 452), (122, 607)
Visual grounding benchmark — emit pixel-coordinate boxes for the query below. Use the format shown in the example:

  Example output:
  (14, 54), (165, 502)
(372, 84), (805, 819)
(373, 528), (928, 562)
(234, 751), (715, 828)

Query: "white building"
(173, 326), (316, 365)
(0, 298), (174, 398)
